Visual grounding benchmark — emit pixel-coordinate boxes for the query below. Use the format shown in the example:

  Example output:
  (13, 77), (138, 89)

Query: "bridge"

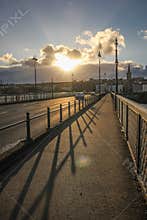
(0, 94), (146, 219)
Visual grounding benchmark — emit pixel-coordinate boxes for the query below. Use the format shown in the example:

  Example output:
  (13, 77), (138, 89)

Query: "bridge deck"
(0, 94), (146, 220)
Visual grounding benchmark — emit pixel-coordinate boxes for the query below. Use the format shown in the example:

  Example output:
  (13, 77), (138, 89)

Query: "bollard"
(74, 100), (76, 114)
(125, 105), (128, 140)
(60, 104), (62, 123)
(47, 107), (50, 129)
(26, 112), (31, 142)
(78, 100), (80, 111)
(68, 102), (71, 117)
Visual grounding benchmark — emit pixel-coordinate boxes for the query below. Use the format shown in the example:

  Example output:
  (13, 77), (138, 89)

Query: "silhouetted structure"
(115, 38), (118, 93)
(126, 64), (132, 94)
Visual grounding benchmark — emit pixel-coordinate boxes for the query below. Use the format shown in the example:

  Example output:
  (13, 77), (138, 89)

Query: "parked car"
(75, 92), (85, 100)
(90, 92), (96, 96)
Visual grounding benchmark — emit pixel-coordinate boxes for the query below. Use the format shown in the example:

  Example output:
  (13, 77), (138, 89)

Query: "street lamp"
(98, 50), (102, 94)
(115, 38), (118, 94)
(32, 57), (38, 90)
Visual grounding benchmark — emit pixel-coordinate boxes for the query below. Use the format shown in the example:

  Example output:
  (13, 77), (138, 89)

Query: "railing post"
(85, 98), (86, 107)
(118, 99), (120, 118)
(126, 105), (129, 141)
(115, 94), (117, 111)
(137, 114), (142, 174)
(60, 104), (62, 123)
(78, 100), (80, 111)
(74, 100), (76, 114)
(82, 99), (84, 109)
(121, 101), (123, 125)
(68, 102), (71, 117)
(47, 107), (50, 129)
(26, 112), (31, 142)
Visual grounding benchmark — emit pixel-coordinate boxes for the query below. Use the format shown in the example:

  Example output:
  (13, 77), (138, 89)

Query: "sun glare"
(55, 53), (80, 71)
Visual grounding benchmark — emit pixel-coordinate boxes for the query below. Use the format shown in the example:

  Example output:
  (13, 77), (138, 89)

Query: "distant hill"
(0, 64), (146, 83)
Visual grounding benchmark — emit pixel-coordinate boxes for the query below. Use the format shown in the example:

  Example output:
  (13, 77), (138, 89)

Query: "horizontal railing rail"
(0, 119), (26, 132)
(111, 92), (147, 197)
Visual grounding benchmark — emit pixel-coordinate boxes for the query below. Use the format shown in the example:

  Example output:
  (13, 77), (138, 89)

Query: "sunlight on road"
(76, 155), (91, 168)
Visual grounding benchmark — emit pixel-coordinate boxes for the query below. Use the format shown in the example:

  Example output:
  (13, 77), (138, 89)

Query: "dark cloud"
(67, 49), (81, 59)
(39, 44), (56, 65)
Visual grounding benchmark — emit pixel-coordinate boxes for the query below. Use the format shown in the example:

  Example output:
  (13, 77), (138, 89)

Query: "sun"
(55, 53), (80, 71)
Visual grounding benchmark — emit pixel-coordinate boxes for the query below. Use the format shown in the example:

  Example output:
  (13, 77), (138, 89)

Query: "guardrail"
(111, 93), (147, 197)
(0, 95), (101, 158)
(0, 92), (73, 105)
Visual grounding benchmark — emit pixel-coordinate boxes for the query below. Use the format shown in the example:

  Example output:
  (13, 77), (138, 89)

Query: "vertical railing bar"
(60, 104), (62, 123)
(68, 101), (71, 118)
(47, 107), (50, 129)
(126, 105), (129, 141)
(137, 114), (142, 174)
(26, 112), (31, 142)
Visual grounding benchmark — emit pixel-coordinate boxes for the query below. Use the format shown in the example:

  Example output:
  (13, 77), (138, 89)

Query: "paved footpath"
(0, 94), (146, 220)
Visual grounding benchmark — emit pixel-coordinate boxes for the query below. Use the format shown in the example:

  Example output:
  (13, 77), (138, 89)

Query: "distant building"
(132, 83), (143, 93)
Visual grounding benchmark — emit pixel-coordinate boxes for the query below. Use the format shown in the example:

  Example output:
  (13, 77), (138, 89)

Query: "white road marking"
(0, 111), (8, 115)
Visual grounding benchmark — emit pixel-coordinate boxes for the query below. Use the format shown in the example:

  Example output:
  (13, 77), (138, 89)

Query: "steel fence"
(0, 92), (73, 104)
(112, 93), (147, 196)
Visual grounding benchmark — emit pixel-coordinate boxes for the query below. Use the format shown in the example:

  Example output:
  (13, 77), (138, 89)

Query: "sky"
(0, 0), (147, 82)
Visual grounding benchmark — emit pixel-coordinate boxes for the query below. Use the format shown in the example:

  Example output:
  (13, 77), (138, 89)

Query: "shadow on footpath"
(0, 97), (106, 220)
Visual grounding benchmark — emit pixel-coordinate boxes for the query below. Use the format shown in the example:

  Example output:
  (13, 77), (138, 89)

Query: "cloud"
(39, 44), (82, 66)
(76, 28), (125, 61)
(138, 30), (147, 40)
(0, 59), (145, 84)
(39, 44), (56, 65)
(0, 53), (18, 65)
(67, 49), (81, 59)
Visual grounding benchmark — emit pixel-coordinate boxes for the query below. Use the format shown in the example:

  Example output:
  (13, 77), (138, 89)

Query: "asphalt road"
(0, 96), (75, 128)
(0, 96), (77, 150)
(0, 96), (91, 150)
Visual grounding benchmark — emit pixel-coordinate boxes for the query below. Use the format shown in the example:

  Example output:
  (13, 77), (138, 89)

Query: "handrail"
(111, 92), (147, 198)
(0, 119), (26, 131)
(116, 94), (147, 120)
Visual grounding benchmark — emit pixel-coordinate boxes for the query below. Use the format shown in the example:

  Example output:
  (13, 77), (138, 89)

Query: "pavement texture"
(0, 94), (146, 220)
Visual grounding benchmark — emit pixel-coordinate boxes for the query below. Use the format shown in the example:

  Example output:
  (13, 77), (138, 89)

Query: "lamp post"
(71, 73), (74, 94)
(115, 38), (118, 94)
(98, 50), (102, 94)
(32, 57), (38, 90)
(51, 77), (54, 99)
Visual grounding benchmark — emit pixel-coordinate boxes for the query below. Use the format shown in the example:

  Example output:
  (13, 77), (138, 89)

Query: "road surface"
(0, 96), (76, 150)
(0, 96), (75, 128)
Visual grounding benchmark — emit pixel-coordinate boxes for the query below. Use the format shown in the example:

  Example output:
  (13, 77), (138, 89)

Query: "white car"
(75, 92), (85, 100)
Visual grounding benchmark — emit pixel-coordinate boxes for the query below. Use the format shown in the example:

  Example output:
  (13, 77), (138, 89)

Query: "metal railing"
(0, 95), (100, 157)
(0, 92), (73, 104)
(111, 93), (147, 196)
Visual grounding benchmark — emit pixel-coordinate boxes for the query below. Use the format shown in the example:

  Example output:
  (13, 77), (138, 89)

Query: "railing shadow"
(21, 104), (101, 220)
(0, 97), (105, 220)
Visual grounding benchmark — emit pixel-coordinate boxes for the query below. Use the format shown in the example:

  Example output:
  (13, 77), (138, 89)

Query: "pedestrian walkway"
(0, 94), (146, 220)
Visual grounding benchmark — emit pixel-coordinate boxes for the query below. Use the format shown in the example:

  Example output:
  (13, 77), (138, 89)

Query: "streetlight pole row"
(115, 38), (118, 94)
(32, 57), (38, 90)
(98, 50), (101, 95)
